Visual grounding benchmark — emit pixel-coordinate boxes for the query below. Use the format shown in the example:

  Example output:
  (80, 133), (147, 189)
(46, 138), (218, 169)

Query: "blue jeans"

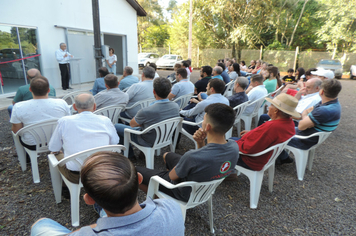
(108, 64), (116, 75)
(31, 218), (71, 236)
(182, 117), (199, 135)
(115, 123), (141, 157)
(8, 105), (13, 118)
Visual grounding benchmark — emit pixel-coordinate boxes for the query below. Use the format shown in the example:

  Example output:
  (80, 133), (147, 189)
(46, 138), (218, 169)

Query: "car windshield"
(138, 53), (150, 59)
(319, 60), (341, 65)
(162, 55), (177, 60)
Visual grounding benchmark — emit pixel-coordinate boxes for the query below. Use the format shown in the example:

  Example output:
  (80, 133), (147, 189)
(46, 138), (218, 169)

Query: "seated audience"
(49, 93), (119, 184)
(94, 74), (129, 110)
(180, 79), (229, 135)
(167, 63), (182, 83)
(168, 68), (194, 101)
(92, 67), (110, 95)
(311, 68), (335, 80)
(217, 62), (231, 84)
(122, 66), (155, 119)
(182, 60), (191, 78)
(30, 152), (185, 236)
(263, 66), (282, 93)
(118, 66), (139, 91)
(224, 58), (232, 72)
(240, 60), (247, 71)
(11, 76), (70, 150)
(244, 74), (268, 115)
(115, 77), (180, 158)
(229, 63), (242, 81)
(212, 66), (224, 80)
(194, 66), (212, 94)
(149, 63), (160, 79)
(247, 60), (256, 72)
(227, 77), (249, 108)
(137, 103), (239, 202)
(250, 59), (262, 74)
(232, 93), (299, 170)
(282, 68), (296, 84)
(282, 68), (316, 96)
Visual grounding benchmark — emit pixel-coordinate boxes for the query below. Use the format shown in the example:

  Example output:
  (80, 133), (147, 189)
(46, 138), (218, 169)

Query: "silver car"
(156, 54), (183, 69)
(138, 53), (160, 68)
(316, 59), (343, 79)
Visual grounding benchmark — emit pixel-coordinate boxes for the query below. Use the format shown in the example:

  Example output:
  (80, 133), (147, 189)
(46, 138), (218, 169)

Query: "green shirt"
(263, 78), (277, 94)
(13, 84), (56, 103)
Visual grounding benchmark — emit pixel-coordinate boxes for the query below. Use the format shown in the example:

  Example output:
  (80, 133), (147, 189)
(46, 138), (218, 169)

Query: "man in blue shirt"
(212, 66), (224, 80)
(92, 67), (109, 95)
(168, 68), (194, 100)
(118, 66), (139, 91)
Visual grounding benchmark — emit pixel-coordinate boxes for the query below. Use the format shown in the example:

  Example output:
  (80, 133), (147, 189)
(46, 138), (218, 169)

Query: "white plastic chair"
(124, 117), (183, 169)
(119, 98), (156, 123)
(180, 120), (203, 149)
(12, 119), (59, 183)
(285, 132), (332, 181)
(240, 95), (267, 131)
(223, 81), (235, 97)
(62, 90), (90, 105)
(236, 137), (293, 209)
(48, 145), (126, 226)
(173, 93), (194, 110)
(225, 101), (249, 138)
(93, 105), (126, 124)
(147, 176), (224, 234)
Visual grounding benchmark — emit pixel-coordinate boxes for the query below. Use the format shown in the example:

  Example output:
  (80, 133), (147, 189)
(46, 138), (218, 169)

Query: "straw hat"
(265, 93), (301, 118)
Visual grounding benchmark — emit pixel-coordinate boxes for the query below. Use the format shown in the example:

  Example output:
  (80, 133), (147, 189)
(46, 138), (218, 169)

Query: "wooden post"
(260, 45), (263, 60)
(332, 47), (337, 59)
(92, 0), (103, 77)
(293, 46), (299, 71)
(188, 0), (193, 59)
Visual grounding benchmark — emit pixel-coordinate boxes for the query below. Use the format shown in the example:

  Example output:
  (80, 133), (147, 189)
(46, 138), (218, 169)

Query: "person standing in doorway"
(106, 47), (117, 75)
(55, 43), (73, 90)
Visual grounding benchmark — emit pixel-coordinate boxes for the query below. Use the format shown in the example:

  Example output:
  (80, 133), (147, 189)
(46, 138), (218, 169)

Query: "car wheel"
(335, 76), (342, 80)
(350, 71), (355, 80)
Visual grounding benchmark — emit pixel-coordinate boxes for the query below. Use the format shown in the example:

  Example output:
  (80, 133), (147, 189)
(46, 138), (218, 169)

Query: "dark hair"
(232, 63), (241, 76)
(104, 74), (118, 88)
(204, 103), (235, 135)
(241, 61), (246, 66)
(305, 68), (317, 76)
(99, 67), (109, 77)
(186, 59), (192, 66)
(142, 66), (155, 79)
(250, 74), (264, 84)
(267, 66), (282, 87)
(81, 152), (138, 214)
(182, 60), (189, 68)
(321, 79), (342, 98)
(209, 78), (226, 94)
(176, 68), (187, 78)
(109, 47), (115, 53)
(124, 66), (133, 75)
(30, 76), (49, 96)
(174, 63), (182, 69)
(153, 77), (172, 98)
(287, 68), (294, 73)
(149, 63), (157, 71)
(201, 66), (213, 77)
(296, 67), (305, 80)
(217, 62), (226, 71)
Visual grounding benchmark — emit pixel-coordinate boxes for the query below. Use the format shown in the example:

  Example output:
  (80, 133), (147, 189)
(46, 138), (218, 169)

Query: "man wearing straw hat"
(231, 93), (300, 171)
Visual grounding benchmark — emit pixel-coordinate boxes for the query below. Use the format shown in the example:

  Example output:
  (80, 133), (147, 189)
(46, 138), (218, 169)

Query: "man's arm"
(180, 100), (206, 118)
(130, 117), (140, 127)
(193, 128), (206, 149)
(11, 123), (23, 134)
(168, 92), (176, 101)
(48, 122), (63, 152)
(168, 167), (180, 181)
(68, 224), (98, 234)
(298, 107), (315, 131)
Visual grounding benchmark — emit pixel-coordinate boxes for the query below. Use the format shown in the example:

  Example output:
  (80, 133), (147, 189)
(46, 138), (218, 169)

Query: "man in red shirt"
(232, 93), (300, 171)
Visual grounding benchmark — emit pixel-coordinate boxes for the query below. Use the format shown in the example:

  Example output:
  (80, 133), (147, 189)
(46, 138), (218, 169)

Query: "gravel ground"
(0, 70), (355, 235)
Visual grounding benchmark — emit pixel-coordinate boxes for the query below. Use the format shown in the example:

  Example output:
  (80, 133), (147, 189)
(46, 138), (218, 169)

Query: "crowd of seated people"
(9, 58), (342, 235)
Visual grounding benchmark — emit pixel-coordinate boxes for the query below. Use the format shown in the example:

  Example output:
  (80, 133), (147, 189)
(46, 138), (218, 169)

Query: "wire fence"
(140, 47), (356, 73)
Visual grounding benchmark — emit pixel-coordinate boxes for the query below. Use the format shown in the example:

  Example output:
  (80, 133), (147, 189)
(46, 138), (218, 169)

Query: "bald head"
(213, 66), (223, 75)
(305, 78), (322, 94)
(74, 93), (96, 112)
(27, 68), (41, 80)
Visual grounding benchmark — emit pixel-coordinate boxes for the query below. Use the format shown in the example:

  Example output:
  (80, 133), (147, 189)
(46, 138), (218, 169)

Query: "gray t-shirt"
(134, 100), (180, 146)
(174, 139), (239, 201)
(94, 88), (129, 110)
(125, 80), (154, 118)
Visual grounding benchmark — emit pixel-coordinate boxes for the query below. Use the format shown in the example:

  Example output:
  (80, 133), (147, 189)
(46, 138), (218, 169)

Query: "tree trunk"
(289, 0), (309, 47)
(232, 43), (236, 59)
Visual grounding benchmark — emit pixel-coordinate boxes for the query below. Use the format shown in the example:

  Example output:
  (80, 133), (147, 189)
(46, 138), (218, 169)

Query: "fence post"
(332, 47), (336, 59)
(293, 46), (299, 71)
(196, 47), (199, 68)
(260, 45), (263, 60)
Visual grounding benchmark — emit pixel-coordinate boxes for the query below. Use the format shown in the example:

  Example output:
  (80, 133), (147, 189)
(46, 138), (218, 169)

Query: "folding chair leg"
(13, 137), (27, 171)
(144, 149), (155, 169)
(208, 197), (215, 234)
(48, 161), (62, 203)
(248, 173), (264, 209)
(28, 151), (40, 183)
(268, 165), (275, 192)
(293, 149), (308, 181)
(69, 184), (81, 227)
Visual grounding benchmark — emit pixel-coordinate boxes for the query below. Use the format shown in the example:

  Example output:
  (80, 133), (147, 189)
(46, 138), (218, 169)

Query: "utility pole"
(92, 0), (103, 77)
(188, 0), (193, 59)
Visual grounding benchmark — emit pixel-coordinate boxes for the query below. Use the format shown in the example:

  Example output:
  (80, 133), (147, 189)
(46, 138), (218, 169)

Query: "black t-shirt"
(282, 75), (296, 83)
(248, 65), (255, 70)
(194, 77), (211, 94)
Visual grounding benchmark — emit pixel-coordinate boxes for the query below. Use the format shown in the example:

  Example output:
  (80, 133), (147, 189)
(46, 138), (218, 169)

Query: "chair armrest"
(123, 127), (144, 135)
(48, 153), (59, 168)
(182, 120), (203, 127)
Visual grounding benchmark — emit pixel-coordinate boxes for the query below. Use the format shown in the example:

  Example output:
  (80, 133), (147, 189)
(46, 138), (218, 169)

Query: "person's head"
(81, 151), (142, 215)
(305, 68), (317, 80)
(267, 66), (279, 78)
(149, 63), (157, 71)
(305, 78), (322, 94)
(98, 67), (109, 77)
(217, 62), (226, 71)
(261, 62), (268, 70)
(232, 63), (241, 75)
(182, 60), (189, 68)
(225, 59), (232, 68)
(240, 61), (246, 66)
(142, 66), (155, 80)
(250, 60), (256, 66)
(59, 43), (66, 51)
(104, 74), (119, 89)
(320, 79), (342, 99)
(30, 76), (50, 97)
(256, 60), (262, 67)
(26, 68), (41, 80)
(213, 66), (223, 76)
(186, 58), (192, 66)
(174, 63), (182, 71)
(73, 93), (96, 112)
(202, 103), (235, 135)
(234, 76), (249, 92)
(206, 78), (225, 95)
(153, 77), (172, 99)
(295, 67), (305, 80)
(123, 66), (133, 77)
(250, 74), (264, 86)
(200, 66), (212, 78)
(109, 47), (114, 54)
(311, 68), (334, 80)
(176, 68), (187, 81)
(287, 68), (294, 77)
(266, 93), (300, 120)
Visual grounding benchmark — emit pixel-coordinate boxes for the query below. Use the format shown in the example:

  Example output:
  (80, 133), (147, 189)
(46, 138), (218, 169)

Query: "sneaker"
(276, 156), (294, 165)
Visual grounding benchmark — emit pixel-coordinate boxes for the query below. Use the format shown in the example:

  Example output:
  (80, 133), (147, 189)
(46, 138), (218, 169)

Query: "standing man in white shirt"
(55, 43), (73, 90)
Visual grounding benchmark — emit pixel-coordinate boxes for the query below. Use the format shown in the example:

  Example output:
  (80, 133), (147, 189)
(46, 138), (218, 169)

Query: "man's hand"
(190, 98), (199, 104)
(197, 92), (203, 101)
(240, 130), (250, 137)
(64, 53), (68, 58)
(193, 128), (207, 148)
(70, 55), (73, 58)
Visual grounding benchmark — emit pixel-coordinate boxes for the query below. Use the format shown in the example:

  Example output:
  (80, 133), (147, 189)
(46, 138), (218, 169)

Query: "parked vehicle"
(138, 53), (160, 68)
(156, 54), (183, 69)
(350, 65), (356, 80)
(316, 59), (343, 79)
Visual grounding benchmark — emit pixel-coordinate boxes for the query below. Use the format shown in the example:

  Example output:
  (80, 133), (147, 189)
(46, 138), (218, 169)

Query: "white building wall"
(0, 0), (139, 89)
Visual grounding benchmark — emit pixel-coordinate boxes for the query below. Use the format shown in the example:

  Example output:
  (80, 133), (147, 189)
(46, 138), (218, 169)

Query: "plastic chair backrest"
(249, 95), (267, 116)
(138, 117), (183, 148)
(223, 81), (235, 97)
(185, 178), (224, 207)
(16, 119), (59, 153)
(93, 105), (126, 124)
(54, 145), (126, 170)
(125, 97), (156, 111)
(295, 132), (332, 151)
(62, 91), (91, 105)
(173, 93), (194, 110)
(233, 101), (249, 125)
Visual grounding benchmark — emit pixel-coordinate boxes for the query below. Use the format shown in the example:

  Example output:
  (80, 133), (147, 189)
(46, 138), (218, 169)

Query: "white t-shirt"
(107, 54), (117, 65)
(10, 99), (71, 145)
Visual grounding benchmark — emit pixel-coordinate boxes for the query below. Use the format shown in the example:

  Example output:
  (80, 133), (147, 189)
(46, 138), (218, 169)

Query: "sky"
(159, 0), (188, 20)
